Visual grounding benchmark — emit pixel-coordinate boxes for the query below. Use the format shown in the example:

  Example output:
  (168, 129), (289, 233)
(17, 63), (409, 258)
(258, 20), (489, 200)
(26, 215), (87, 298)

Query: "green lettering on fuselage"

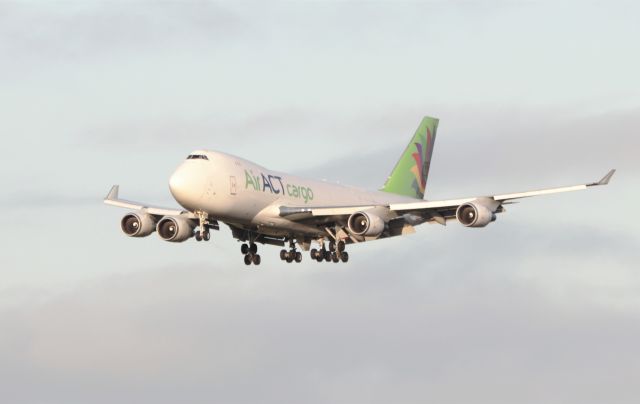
(245, 170), (314, 203)
(244, 169), (261, 190)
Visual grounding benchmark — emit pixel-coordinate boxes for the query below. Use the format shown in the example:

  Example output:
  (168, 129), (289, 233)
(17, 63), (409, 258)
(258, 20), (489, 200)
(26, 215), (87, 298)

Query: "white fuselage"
(168, 150), (416, 237)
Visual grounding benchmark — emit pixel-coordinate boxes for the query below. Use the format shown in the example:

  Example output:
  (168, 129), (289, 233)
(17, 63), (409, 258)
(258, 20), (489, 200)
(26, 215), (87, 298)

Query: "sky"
(0, 1), (639, 403)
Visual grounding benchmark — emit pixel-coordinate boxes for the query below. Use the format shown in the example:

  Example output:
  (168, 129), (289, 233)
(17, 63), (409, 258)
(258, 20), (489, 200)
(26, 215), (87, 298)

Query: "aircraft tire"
(331, 253), (340, 263)
(295, 252), (302, 263)
(253, 254), (261, 265)
(280, 250), (287, 260)
(337, 241), (345, 252)
(310, 249), (318, 259)
(241, 244), (249, 254)
(244, 254), (252, 265)
(250, 243), (258, 254)
(203, 232), (210, 241)
(340, 252), (349, 263)
(195, 233), (202, 242)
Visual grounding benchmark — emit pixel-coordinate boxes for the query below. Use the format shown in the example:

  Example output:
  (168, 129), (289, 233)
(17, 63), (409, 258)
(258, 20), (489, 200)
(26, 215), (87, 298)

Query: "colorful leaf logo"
(409, 128), (432, 196)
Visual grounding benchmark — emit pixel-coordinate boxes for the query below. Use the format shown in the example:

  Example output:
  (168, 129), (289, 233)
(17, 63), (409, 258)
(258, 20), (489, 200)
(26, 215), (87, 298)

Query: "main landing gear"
(310, 240), (348, 264)
(241, 242), (261, 266)
(280, 239), (303, 264)
(238, 234), (349, 266)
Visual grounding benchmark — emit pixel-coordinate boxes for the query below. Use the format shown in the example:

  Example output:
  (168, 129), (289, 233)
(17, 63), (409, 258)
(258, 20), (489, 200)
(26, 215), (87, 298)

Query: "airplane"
(104, 116), (615, 266)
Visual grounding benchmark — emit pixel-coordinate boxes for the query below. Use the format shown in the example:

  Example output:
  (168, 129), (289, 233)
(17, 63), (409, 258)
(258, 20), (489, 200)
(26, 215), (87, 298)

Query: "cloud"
(1, 2), (638, 403)
(291, 106), (639, 193)
(1, 219), (639, 404)
(0, 2), (243, 61)
(0, 192), (99, 209)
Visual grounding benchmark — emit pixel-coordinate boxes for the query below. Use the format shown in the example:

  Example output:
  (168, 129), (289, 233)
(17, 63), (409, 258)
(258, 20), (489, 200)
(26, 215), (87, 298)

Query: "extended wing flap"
(389, 197), (475, 212)
(279, 205), (378, 220)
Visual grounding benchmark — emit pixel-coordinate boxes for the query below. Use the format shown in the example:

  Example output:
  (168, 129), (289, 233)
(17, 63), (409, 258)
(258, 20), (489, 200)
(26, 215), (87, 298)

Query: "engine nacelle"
(156, 216), (195, 242)
(456, 202), (496, 228)
(348, 211), (385, 238)
(121, 213), (157, 237)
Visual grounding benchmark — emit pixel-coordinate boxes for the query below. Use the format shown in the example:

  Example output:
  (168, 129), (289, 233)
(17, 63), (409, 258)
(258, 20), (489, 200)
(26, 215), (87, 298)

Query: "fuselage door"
(230, 176), (237, 196)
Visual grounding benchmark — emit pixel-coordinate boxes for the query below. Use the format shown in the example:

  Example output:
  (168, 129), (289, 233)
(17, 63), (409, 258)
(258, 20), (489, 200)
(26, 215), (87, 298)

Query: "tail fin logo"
(380, 116), (438, 200)
(409, 128), (432, 195)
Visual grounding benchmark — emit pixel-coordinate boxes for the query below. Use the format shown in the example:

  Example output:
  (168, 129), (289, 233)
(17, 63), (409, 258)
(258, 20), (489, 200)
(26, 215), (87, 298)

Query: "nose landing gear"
(195, 231), (210, 242)
(195, 211), (211, 242)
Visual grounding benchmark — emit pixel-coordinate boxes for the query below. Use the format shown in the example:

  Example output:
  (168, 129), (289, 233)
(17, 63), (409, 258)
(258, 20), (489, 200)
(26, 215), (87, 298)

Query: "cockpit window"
(187, 154), (209, 160)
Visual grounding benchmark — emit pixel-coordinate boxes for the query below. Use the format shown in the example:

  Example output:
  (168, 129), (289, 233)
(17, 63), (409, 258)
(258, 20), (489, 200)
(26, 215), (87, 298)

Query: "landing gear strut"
(194, 211), (211, 242)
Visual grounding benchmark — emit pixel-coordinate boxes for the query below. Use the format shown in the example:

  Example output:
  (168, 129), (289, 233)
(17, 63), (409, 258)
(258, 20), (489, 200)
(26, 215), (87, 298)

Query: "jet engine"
(156, 216), (195, 242)
(456, 201), (496, 228)
(121, 213), (157, 237)
(348, 211), (385, 238)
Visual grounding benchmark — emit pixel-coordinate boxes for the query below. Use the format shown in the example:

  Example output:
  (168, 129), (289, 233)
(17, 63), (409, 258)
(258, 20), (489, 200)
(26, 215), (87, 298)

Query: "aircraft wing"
(103, 185), (197, 218)
(279, 169), (616, 224)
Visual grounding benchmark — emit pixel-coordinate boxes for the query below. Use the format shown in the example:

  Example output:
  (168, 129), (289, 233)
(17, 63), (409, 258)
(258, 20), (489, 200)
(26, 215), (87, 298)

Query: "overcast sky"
(1, 1), (639, 403)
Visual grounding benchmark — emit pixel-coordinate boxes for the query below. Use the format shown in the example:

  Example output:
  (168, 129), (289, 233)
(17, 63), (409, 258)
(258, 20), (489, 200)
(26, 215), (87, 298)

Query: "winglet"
(591, 169), (616, 186)
(598, 169), (616, 185)
(105, 185), (119, 201)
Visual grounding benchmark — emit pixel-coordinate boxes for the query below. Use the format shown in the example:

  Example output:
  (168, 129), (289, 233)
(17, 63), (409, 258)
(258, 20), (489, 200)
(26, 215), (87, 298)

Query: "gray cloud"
(1, 223), (639, 404)
(1, 2), (639, 403)
(293, 106), (639, 193)
(2, 216), (639, 404)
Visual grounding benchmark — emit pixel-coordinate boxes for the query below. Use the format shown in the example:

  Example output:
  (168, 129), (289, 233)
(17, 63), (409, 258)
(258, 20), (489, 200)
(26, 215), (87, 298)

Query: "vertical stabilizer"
(381, 116), (439, 199)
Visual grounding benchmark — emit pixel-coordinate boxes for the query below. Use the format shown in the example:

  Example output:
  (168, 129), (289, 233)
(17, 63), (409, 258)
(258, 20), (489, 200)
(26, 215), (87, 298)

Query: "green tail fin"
(381, 116), (439, 199)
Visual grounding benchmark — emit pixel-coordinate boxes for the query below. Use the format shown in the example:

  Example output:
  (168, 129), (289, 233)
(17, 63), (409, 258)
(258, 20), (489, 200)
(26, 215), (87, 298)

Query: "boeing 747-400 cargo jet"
(105, 117), (614, 265)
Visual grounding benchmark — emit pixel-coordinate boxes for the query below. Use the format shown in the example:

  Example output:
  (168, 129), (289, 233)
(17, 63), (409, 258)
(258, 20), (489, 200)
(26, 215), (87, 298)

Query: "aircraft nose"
(169, 165), (202, 208)
(169, 168), (187, 196)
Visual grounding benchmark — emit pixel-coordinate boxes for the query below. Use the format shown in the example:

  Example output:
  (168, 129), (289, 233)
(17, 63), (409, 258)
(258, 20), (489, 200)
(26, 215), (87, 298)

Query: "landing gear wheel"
(324, 251), (332, 262)
(310, 249), (318, 259)
(331, 253), (340, 263)
(249, 243), (258, 254)
(241, 244), (249, 255)
(340, 251), (349, 263)
(252, 254), (261, 265)
(244, 254), (252, 265)
(195, 233), (203, 242)
(295, 252), (302, 263)
(280, 250), (287, 260)
(329, 240), (336, 252)
(203, 231), (210, 241)
(286, 254), (294, 263)
(337, 240), (345, 252)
